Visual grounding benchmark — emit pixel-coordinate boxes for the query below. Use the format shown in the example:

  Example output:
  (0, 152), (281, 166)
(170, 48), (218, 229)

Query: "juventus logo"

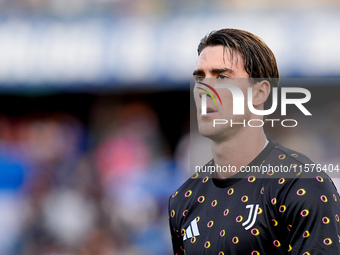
(242, 204), (259, 230)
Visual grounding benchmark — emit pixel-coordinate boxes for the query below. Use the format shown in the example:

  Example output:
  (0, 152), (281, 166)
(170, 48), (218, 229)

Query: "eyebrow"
(192, 68), (234, 76)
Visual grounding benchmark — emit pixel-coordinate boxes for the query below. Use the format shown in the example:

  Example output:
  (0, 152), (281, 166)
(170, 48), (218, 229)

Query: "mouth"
(206, 107), (217, 113)
(199, 107), (217, 115)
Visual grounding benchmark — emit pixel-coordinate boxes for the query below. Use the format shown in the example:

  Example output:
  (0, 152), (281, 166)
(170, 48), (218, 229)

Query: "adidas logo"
(183, 218), (200, 241)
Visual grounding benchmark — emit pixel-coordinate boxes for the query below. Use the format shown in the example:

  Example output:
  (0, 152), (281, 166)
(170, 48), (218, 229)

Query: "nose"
(195, 81), (216, 98)
(195, 82), (209, 99)
(195, 81), (223, 107)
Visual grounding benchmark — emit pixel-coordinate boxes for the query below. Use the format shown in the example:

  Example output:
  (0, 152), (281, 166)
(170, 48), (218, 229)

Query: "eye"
(218, 75), (228, 80)
(194, 76), (204, 82)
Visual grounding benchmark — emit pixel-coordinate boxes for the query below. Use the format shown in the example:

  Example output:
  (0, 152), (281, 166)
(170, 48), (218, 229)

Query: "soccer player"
(169, 29), (340, 254)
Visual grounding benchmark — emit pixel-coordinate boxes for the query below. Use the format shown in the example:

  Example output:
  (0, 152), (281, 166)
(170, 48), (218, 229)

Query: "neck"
(212, 126), (267, 179)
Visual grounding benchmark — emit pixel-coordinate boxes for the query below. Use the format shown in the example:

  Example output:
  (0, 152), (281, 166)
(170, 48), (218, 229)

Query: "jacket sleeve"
(278, 173), (340, 255)
(169, 196), (185, 255)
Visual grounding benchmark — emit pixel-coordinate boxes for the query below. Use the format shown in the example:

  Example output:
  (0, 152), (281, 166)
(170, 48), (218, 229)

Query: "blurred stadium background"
(0, 0), (340, 254)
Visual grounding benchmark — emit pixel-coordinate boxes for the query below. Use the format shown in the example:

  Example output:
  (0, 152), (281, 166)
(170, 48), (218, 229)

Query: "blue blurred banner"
(0, 10), (339, 89)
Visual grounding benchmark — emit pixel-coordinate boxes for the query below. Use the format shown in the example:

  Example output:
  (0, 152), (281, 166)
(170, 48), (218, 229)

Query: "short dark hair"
(197, 28), (279, 109)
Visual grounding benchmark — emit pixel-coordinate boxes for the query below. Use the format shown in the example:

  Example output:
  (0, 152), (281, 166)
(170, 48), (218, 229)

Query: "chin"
(198, 122), (237, 142)
(198, 124), (219, 139)
(198, 125), (212, 136)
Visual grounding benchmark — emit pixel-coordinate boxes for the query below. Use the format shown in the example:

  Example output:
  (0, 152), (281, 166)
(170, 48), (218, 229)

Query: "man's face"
(193, 46), (252, 141)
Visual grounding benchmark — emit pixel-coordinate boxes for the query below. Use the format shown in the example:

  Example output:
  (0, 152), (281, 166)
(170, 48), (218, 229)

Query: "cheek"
(193, 91), (201, 108)
(218, 89), (249, 114)
(218, 90), (233, 107)
(193, 89), (199, 100)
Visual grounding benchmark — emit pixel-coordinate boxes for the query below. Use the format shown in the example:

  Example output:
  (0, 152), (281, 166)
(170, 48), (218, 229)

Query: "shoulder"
(255, 141), (340, 207)
(280, 170), (338, 201)
(266, 141), (337, 198)
(266, 141), (314, 166)
(272, 169), (340, 225)
(169, 170), (207, 204)
(168, 158), (214, 221)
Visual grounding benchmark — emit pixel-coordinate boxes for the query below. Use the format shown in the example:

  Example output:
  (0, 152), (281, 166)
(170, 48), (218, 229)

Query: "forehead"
(196, 46), (243, 70)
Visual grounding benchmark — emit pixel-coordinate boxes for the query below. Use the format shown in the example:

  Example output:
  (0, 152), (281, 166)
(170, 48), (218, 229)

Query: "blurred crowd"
(0, 98), (190, 255)
(0, 86), (340, 255)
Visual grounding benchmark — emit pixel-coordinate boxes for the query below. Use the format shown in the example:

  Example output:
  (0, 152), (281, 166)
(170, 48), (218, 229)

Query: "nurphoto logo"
(195, 78), (312, 128)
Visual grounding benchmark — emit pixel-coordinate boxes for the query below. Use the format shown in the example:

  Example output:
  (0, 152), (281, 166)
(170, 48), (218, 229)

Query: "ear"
(252, 80), (271, 107)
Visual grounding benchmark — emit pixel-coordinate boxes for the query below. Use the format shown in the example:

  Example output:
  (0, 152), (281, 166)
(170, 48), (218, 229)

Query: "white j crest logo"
(242, 204), (259, 230)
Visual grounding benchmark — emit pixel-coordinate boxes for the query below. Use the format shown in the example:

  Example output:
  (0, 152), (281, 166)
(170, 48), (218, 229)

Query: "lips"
(206, 107), (216, 113)
(201, 106), (217, 115)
